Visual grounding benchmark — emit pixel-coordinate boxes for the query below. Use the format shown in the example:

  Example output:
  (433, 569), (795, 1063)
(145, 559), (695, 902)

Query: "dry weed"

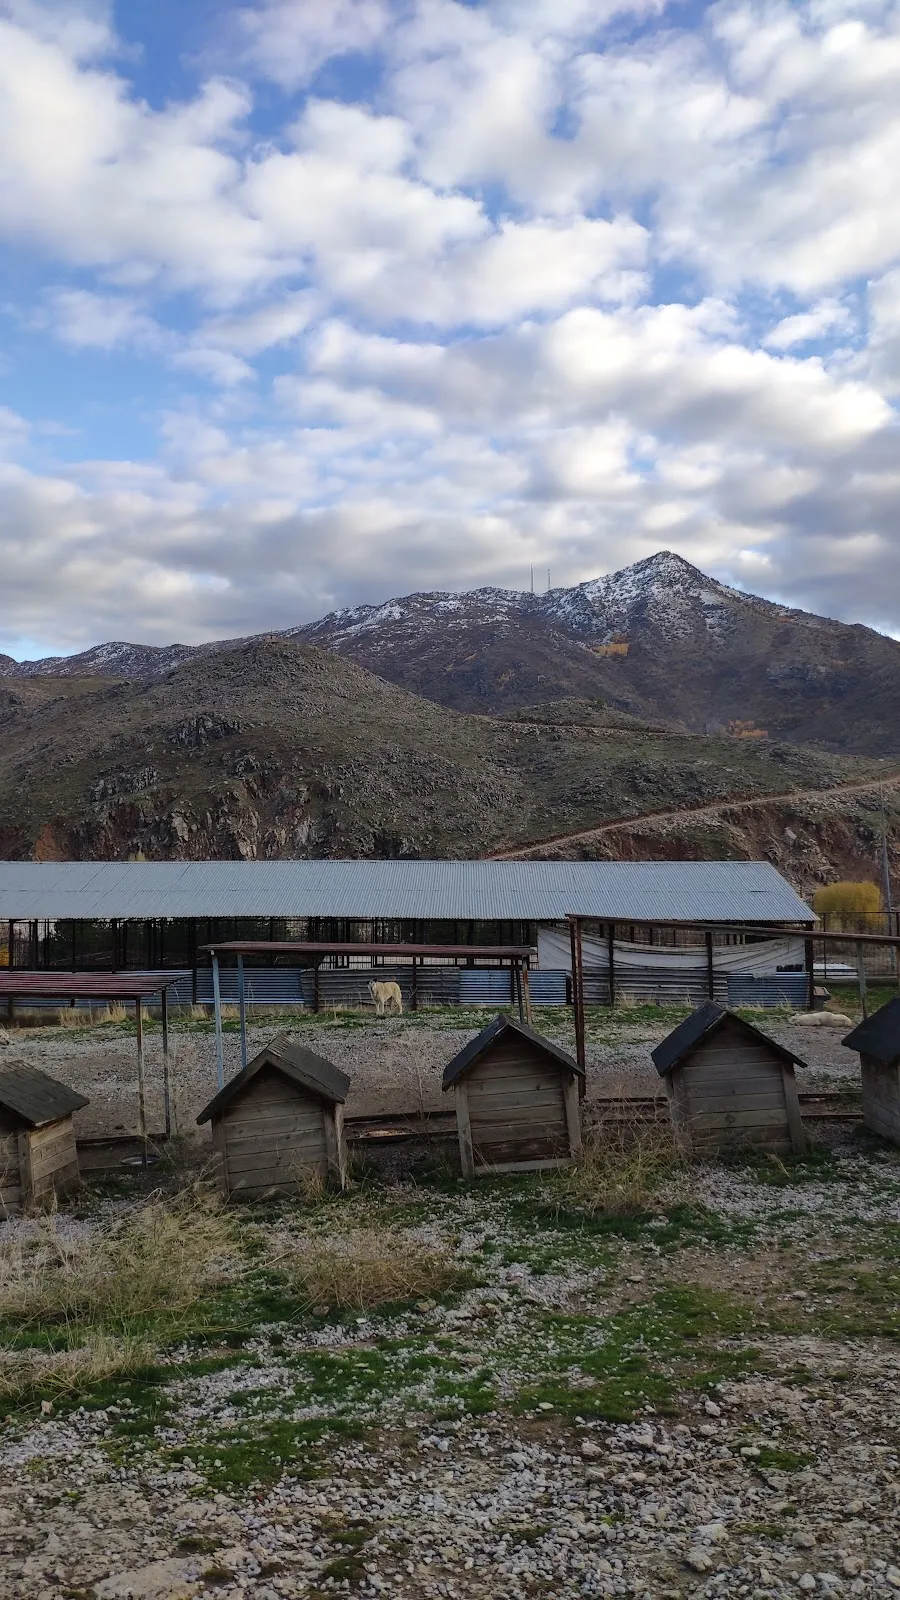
(273, 1226), (463, 1312)
(54, 1002), (129, 1028)
(0, 1182), (242, 1329)
(559, 1111), (683, 1216)
(0, 1331), (156, 1404)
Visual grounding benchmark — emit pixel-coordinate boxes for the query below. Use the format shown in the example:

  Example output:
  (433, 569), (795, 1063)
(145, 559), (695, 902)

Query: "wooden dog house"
(652, 1001), (806, 1156)
(843, 999), (900, 1144)
(0, 1063), (88, 1213)
(442, 1014), (583, 1176)
(197, 1034), (350, 1198)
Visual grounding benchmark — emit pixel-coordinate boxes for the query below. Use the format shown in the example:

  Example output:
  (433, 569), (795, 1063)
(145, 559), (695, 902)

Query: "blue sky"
(1, 0), (899, 659)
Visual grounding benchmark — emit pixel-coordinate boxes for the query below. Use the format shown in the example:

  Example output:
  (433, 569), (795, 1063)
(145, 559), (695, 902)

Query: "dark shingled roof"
(842, 997), (900, 1064)
(197, 1034), (350, 1124)
(441, 1013), (582, 1090)
(651, 1000), (807, 1077)
(0, 1062), (89, 1127)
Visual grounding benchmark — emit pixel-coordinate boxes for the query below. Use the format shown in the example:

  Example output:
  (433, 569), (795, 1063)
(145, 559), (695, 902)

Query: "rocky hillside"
(4, 552), (900, 756)
(0, 637), (891, 874)
(298, 552), (900, 754)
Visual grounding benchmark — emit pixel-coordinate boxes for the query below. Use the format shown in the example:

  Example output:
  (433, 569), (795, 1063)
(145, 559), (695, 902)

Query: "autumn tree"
(812, 881), (884, 929)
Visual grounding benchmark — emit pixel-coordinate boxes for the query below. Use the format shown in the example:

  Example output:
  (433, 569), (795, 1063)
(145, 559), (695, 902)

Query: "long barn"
(0, 859), (814, 1010)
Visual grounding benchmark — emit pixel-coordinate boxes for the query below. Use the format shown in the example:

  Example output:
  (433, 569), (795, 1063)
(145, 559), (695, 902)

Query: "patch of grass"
(555, 1114), (683, 1218)
(754, 1445), (814, 1472)
(0, 1332), (159, 1413)
(431, 1371), (498, 1419)
(508, 1285), (756, 1422)
(720, 1144), (843, 1186)
(0, 1182), (241, 1339)
(177, 1535), (218, 1555)
(169, 1416), (364, 1489)
(270, 1226), (469, 1313)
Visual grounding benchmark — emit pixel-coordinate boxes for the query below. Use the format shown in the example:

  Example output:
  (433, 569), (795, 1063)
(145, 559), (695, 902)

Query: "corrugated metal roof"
(0, 973), (187, 998)
(0, 860), (813, 924)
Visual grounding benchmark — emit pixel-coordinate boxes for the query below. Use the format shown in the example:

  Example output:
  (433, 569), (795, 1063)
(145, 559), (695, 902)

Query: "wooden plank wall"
(25, 1118), (80, 1207)
(464, 1037), (572, 1173)
(677, 1018), (795, 1155)
(0, 1108), (22, 1214)
(861, 1056), (900, 1144)
(220, 1064), (329, 1197)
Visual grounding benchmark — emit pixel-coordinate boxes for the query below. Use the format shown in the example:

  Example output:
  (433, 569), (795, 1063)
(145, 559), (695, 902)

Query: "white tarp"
(537, 926), (805, 974)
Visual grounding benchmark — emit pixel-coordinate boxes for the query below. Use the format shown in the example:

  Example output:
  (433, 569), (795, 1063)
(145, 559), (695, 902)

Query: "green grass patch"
(507, 1285), (755, 1422)
(754, 1445), (814, 1472)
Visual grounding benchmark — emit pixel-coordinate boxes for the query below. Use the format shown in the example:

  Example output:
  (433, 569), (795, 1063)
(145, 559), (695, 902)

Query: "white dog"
(369, 980), (403, 1017)
(790, 1011), (854, 1028)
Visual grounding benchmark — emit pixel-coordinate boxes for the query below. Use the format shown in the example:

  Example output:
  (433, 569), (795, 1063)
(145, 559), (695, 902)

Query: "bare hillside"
(0, 637), (892, 878)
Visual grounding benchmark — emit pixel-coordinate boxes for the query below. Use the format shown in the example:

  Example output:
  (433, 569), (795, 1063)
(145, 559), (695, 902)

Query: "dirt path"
(488, 769), (900, 860)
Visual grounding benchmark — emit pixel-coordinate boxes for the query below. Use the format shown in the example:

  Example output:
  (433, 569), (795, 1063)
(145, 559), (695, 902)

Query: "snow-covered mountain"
(3, 552), (899, 753)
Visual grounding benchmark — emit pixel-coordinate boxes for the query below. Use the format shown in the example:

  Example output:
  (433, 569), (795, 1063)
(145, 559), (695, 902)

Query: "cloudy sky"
(2, 0), (900, 658)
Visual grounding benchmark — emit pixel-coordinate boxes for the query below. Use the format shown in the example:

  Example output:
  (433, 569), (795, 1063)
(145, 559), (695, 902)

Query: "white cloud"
(763, 299), (852, 350)
(0, 0), (899, 652)
(235, 0), (391, 90)
(197, 293), (316, 354)
(46, 288), (163, 349)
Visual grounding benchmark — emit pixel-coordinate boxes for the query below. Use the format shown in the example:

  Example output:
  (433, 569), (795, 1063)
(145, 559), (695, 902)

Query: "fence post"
(856, 941), (868, 1019)
(572, 917), (587, 1097)
(161, 985), (171, 1140)
(212, 952), (225, 1089)
(135, 998), (147, 1163)
(237, 954), (248, 1073)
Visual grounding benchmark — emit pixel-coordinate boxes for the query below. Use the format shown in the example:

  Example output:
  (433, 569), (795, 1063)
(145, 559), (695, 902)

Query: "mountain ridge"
(3, 552), (899, 755)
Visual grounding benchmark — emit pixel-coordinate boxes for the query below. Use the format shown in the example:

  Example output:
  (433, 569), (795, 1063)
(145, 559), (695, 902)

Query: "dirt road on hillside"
(488, 769), (900, 860)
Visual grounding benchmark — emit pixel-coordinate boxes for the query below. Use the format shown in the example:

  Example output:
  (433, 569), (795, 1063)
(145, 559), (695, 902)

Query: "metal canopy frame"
(199, 940), (536, 1087)
(0, 971), (187, 1155)
(565, 914), (900, 1085)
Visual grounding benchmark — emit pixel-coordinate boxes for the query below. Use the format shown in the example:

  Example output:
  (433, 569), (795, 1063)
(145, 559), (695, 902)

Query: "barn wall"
(861, 1055), (900, 1144)
(27, 1119), (81, 1206)
(678, 1019), (793, 1154)
(220, 1064), (329, 1198)
(0, 1108), (22, 1214)
(464, 1037), (571, 1172)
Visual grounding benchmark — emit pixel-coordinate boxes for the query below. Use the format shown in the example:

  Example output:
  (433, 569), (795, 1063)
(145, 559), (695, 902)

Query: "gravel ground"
(0, 1011), (867, 1144)
(0, 1138), (899, 1599)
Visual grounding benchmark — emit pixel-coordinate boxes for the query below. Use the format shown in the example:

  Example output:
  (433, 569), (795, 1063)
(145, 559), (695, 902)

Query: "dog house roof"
(651, 1000), (807, 1077)
(0, 1062), (89, 1128)
(842, 997), (900, 1064)
(197, 1034), (350, 1123)
(441, 1013), (582, 1089)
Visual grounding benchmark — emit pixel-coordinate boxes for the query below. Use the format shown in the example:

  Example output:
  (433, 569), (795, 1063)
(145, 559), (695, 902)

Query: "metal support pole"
(237, 954), (248, 1073)
(135, 998), (147, 1163)
(804, 938), (815, 1012)
(212, 952), (225, 1090)
(856, 941), (868, 1019)
(705, 930), (715, 1001)
(522, 961), (533, 1026)
(161, 986), (171, 1140)
(514, 961), (525, 1024)
(313, 958), (320, 1013)
(411, 956), (418, 1012)
(570, 917), (587, 1097)
(607, 922), (616, 1009)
